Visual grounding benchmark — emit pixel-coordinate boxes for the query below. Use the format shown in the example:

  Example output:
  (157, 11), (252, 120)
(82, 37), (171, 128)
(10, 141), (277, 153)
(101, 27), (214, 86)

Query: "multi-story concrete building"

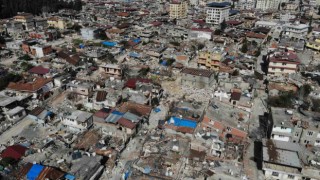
(283, 22), (309, 38)
(13, 13), (34, 31)
(47, 17), (67, 29)
(236, 0), (255, 10)
(197, 48), (224, 71)
(256, 0), (288, 11)
(269, 107), (303, 143)
(267, 51), (300, 76)
(169, 0), (188, 19)
(181, 68), (215, 89)
(205, 2), (230, 25)
(61, 110), (93, 132)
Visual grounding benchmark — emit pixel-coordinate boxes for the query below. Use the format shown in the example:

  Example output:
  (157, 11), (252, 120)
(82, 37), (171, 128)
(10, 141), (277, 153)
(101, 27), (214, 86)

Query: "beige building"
(197, 51), (222, 71)
(268, 51), (300, 76)
(170, 0), (188, 19)
(13, 13), (34, 30)
(47, 17), (67, 29)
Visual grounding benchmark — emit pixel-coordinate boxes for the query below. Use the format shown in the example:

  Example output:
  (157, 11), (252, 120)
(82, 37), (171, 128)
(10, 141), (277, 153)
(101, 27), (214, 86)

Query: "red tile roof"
(7, 77), (52, 92)
(117, 117), (136, 129)
(28, 66), (50, 75)
(150, 21), (162, 26)
(36, 167), (65, 180)
(1, 145), (27, 160)
(118, 101), (152, 116)
(246, 32), (266, 39)
(125, 78), (152, 89)
(231, 91), (241, 101)
(96, 91), (107, 102)
(94, 108), (111, 118)
(191, 28), (212, 33)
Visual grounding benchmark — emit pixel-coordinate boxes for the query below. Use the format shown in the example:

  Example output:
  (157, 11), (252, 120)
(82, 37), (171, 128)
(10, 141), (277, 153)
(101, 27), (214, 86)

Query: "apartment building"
(13, 13), (34, 31)
(236, 0), (255, 10)
(256, 0), (288, 11)
(283, 22), (309, 38)
(205, 2), (230, 25)
(267, 51), (300, 76)
(169, 0), (188, 19)
(47, 17), (67, 29)
(197, 48), (224, 71)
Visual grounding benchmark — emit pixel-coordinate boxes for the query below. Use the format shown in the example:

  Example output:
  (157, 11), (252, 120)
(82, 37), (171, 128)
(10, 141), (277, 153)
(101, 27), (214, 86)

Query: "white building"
(206, 2), (230, 25)
(256, 0), (288, 11)
(255, 21), (278, 29)
(283, 22), (309, 38)
(61, 110), (93, 132)
(236, 0), (255, 10)
(80, 28), (96, 40)
(5, 106), (26, 123)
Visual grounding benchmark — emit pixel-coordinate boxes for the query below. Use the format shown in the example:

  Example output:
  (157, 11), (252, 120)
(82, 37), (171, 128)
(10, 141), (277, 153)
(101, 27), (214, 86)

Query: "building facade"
(181, 68), (215, 89)
(197, 51), (223, 71)
(169, 0), (188, 19)
(268, 51), (300, 76)
(206, 2), (230, 25)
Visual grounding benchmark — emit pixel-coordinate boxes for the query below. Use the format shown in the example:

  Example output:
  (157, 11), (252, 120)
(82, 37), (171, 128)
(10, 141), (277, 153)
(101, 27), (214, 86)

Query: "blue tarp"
(64, 174), (76, 180)
(102, 41), (117, 47)
(168, 117), (197, 129)
(154, 108), (161, 113)
(161, 60), (167, 66)
(132, 38), (141, 44)
(79, 44), (85, 49)
(105, 111), (124, 123)
(129, 52), (140, 58)
(27, 164), (44, 180)
(144, 166), (151, 174)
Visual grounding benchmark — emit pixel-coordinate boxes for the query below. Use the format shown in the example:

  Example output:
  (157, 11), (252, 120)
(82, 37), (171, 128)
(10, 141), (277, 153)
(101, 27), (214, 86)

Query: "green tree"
(220, 19), (227, 32)
(308, 16), (313, 33)
(254, 47), (261, 57)
(241, 38), (248, 53)
(281, 2), (286, 9)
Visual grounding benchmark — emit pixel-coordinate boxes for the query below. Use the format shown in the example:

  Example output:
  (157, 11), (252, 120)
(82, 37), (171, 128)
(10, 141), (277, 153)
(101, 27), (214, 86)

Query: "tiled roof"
(231, 91), (241, 101)
(94, 108), (111, 119)
(96, 91), (107, 102)
(57, 51), (80, 66)
(1, 145), (27, 160)
(117, 117), (136, 129)
(190, 28), (212, 32)
(28, 66), (50, 75)
(118, 101), (152, 117)
(7, 78), (52, 92)
(36, 167), (65, 180)
(181, 68), (213, 77)
(29, 107), (45, 116)
(246, 32), (266, 39)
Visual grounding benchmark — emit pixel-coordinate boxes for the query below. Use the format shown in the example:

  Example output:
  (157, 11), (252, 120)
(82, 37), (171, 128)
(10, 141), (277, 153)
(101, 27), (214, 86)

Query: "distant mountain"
(0, 0), (82, 19)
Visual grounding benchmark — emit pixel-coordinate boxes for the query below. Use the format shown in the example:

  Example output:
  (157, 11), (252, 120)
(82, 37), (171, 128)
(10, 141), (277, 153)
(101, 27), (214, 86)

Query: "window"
(280, 126), (286, 129)
(272, 172), (279, 177)
(226, 127), (232, 132)
(307, 131), (314, 136)
(295, 132), (299, 137)
(281, 68), (284, 72)
(279, 135), (284, 138)
(282, 63), (287, 66)
(288, 174), (294, 179)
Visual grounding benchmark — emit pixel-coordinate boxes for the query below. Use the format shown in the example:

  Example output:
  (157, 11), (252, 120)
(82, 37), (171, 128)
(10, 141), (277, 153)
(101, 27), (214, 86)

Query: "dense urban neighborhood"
(1, 0), (320, 179)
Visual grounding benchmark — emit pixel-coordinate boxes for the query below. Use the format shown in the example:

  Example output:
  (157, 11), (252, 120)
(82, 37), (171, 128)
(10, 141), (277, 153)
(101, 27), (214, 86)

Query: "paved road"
(0, 117), (33, 144)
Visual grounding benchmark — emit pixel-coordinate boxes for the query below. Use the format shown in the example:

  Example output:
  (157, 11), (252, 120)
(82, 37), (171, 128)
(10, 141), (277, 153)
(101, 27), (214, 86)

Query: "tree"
(220, 19), (227, 32)
(318, 6), (320, 15)
(308, 16), (313, 34)
(268, 91), (295, 108)
(299, 84), (312, 98)
(241, 38), (248, 53)
(254, 47), (261, 57)
(0, 36), (5, 44)
(281, 2), (286, 9)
